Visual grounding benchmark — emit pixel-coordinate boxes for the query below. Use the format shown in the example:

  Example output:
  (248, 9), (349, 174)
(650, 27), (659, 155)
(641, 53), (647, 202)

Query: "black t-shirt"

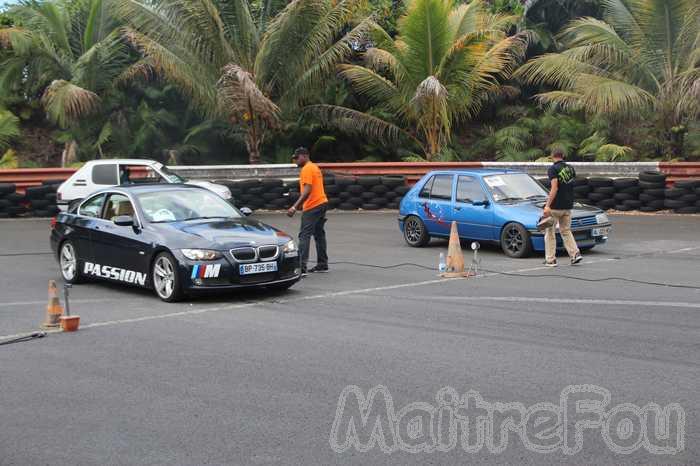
(547, 161), (576, 210)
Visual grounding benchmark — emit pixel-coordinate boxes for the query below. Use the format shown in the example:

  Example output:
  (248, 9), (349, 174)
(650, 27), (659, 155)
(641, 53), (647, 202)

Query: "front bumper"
(175, 250), (302, 291)
(529, 223), (612, 251)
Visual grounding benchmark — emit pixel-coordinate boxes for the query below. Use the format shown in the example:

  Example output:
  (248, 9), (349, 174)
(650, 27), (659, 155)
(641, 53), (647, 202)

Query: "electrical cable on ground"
(0, 331), (47, 346)
(325, 261), (700, 290)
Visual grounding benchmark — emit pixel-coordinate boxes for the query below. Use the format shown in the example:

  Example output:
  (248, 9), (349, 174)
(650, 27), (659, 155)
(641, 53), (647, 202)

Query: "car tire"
(403, 215), (430, 247)
(612, 178), (638, 189)
(500, 223), (532, 258)
(152, 252), (184, 302)
(59, 241), (84, 284)
(638, 171), (666, 183)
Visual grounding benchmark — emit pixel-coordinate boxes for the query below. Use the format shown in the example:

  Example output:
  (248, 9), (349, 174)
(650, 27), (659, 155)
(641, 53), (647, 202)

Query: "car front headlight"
(181, 249), (221, 260)
(596, 213), (609, 224)
(282, 240), (297, 254)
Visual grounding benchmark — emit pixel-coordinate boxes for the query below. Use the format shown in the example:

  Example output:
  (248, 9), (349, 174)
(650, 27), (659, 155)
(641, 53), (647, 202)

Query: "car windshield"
(137, 189), (241, 223)
(483, 173), (548, 203)
(158, 166), (186, 183)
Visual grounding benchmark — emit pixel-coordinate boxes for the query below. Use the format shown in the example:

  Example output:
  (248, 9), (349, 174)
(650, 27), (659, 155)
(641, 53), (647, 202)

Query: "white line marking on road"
(0, 298), (127, 308)
(415, 296), (700, 309)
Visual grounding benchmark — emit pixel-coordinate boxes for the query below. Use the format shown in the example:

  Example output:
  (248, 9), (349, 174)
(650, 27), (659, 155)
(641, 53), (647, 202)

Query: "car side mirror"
(113, 215), (134, 226)
(240, 207), (253, 216)
(472, 200), (490, 207)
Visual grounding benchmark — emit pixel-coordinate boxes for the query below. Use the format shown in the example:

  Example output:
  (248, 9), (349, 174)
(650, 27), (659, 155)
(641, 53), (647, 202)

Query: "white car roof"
(82, 159), (162, 167)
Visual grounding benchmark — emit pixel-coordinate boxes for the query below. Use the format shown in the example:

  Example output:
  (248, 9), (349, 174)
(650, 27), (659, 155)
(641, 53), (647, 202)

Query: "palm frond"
(278, 17), (373, 109)
(304, 104), (421, 148)
(41, 79), (101, 127)
(0, 110), (21, 150)
(217, 63), (280, 127)
(338, 63), (399, 105)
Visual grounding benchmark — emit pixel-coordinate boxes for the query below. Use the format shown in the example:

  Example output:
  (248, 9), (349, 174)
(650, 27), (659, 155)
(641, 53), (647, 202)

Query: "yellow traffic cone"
(42, 280), (63, 328)
(441, 221), (471, 278)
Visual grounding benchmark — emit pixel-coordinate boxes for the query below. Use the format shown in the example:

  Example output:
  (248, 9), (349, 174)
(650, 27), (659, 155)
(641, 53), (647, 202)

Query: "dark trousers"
(299, 203), (328, 269)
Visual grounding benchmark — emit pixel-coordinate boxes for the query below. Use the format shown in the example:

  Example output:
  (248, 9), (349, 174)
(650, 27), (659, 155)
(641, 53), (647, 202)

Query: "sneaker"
(309, 265), (329, 273)
(543, 260), (558, 267)
(571, 253), (583, 265)
(300, 267), (308, 277)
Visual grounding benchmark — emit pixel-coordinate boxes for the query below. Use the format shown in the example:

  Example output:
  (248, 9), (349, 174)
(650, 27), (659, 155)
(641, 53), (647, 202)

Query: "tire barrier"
(1, 168), (699, 217)
(0, 180), (61, 218)
(538, 171), (698, 213)
(215, 172), (408, 212)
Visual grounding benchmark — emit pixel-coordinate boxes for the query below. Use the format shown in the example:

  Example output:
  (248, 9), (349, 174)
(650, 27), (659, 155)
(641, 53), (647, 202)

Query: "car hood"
(185, 180), (232, 199)
(157, 218), (290, 249)
(497, 200), (603, 229)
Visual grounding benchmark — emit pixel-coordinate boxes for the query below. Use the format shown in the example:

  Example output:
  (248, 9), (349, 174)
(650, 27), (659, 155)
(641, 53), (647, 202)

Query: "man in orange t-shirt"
(287, 147), (329, 274)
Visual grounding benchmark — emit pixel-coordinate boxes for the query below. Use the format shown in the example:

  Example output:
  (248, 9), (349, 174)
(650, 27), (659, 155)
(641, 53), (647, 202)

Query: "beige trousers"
(544, 209), (580, 262)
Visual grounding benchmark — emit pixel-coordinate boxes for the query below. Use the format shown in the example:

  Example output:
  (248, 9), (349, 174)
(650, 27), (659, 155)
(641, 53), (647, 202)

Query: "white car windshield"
(158, 166), (186, 183)
(483, 173), (548, 203)
(138, 189), (242, 223)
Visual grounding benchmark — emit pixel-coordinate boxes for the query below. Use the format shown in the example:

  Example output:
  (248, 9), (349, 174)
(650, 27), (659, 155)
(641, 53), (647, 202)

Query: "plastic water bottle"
(438, 253), (446, 274)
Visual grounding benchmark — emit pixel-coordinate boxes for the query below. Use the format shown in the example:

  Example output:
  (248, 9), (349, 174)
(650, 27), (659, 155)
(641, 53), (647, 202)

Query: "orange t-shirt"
(299, 162), (328, 211)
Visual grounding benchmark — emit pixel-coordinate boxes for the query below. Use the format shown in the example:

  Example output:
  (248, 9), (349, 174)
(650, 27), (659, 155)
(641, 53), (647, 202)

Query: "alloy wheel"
(405, 218), (422, 244)
(505, 225), (524, 254)
(60, 243), (77, 281)
(153, 256), (175, 299)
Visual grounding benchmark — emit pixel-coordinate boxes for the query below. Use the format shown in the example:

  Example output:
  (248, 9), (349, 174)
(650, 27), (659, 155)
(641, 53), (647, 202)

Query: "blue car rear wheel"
(403, 215), (430, 247)
(500, 222), (532, 258)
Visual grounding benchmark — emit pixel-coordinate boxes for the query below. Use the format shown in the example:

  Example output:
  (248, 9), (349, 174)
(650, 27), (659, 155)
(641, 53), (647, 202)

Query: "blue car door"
(417, 174), (454, 237)
(452, 175), (495, 240)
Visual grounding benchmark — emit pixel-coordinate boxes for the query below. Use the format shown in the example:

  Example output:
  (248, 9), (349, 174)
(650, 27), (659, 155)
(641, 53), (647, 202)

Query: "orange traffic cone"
(42, 280), (63, 328)
(441, 221), (471, 278)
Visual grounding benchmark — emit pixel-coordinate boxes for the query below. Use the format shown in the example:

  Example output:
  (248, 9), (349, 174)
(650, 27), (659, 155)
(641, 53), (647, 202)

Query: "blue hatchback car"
(398, 170), (612, 257)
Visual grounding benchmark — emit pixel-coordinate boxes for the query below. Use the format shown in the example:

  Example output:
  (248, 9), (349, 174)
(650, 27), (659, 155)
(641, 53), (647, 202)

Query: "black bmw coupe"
(50, 184), (302, 301)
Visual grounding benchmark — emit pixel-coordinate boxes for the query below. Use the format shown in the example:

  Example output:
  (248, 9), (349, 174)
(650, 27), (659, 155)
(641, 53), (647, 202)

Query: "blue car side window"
(419, 176), (434, 199)
(429, 175), (453, 201)
(456, 176), (486, 203)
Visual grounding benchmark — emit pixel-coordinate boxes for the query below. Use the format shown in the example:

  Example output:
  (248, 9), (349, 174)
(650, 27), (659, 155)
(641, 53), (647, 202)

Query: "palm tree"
(0, 0), (132, 166)
(118, 0), (369, 164)
(516, 0), (700, 159)
(306, 0), (529, 160)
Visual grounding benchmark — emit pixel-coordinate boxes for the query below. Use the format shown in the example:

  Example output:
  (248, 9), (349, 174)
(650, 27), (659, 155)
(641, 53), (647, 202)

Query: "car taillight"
(56, 191), (62, 201)
(50, 217), (57, 229)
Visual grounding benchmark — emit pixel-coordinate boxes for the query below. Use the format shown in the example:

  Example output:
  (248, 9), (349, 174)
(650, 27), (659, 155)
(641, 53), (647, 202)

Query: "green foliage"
(308, 0), (529, 160)
(517, 0), (700, 159)
(0, 108), (20, 150)
(595, 144), (633, 162)
(0, 148), (18, 168)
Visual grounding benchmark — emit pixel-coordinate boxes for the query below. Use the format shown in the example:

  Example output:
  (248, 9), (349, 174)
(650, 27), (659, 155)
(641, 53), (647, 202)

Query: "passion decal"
(84, 262), (147, 285)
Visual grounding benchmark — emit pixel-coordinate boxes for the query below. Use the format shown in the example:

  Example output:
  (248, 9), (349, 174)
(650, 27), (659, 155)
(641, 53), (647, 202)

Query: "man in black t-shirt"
(543, 149), (582, 267)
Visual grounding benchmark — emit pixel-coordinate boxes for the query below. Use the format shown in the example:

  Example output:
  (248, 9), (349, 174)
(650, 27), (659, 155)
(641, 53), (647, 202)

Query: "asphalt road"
(1, 213), (699, 465)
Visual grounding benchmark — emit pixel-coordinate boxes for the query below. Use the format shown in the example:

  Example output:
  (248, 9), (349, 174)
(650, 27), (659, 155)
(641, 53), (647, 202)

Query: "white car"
(57, 159), (232, 210)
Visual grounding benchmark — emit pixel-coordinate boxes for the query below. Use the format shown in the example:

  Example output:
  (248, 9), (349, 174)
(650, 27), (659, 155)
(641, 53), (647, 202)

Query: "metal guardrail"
(2, 162), (699, 191)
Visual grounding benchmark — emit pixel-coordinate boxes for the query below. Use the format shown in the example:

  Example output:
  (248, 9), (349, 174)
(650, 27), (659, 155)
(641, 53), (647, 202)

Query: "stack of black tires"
(219, 178), (290, 211)
(664, 179), (700, 214)
(611, 178), (641, 211)
(218, 174), (408, 211)
(25, 181), (62, 217)
(330, 174), (408, 211)
(584, 177), (616, 210)
(638, 171), (667, 212)
(572, 178), (591, 204)
(0, 183), (24, 218)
